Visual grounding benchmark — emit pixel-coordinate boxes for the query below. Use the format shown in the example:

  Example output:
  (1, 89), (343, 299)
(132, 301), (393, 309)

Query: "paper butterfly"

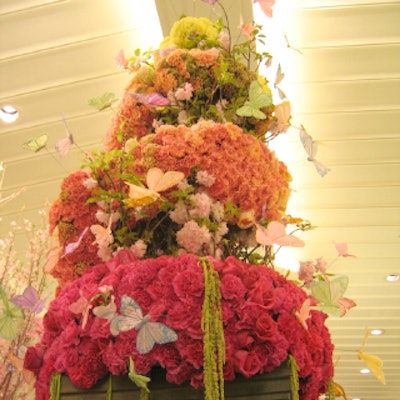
(299, 127), (330, 177)
(23, 134), (48, 153)
(7, 346), (35, 384)
(238, 15), (255, 39)
(125, 167), (184, 208)
(236, 80), (273, 120)
(90, 217), (114, 261)
(55, 114), (74, 158)
(10, 286), (45, 314)
(88, 92), (117, 111)
(128, 357), (151, 393)
(114, 49), (129, 69)
(273, 101), (291, 133)
(274, 64), (287, 100)
(93, 295), (177, 354)
(310, 275), (355, 317)
(295, 298), (311, 330)
(358, 329), (386, 384)
(0, 286), (24, 341)
(62, 227), (89, 257)
(130, 92), (170, 106)
(253, 0), (276, 18)
(334, 242), (356, 258)
(69, 291), (93, 329)
(43, 226), (63, 274)
(255, 221), (305, 247)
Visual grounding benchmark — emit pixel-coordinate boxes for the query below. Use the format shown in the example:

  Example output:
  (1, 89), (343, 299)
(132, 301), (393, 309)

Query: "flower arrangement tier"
(25, 250), (334, 400)
(46, 120), (291, 289)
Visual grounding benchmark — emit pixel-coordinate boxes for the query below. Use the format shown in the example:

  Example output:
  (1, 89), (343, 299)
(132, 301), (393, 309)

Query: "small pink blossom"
(175, 83), (194, 101)
(169, 202), (189, 224)
(298, 261), (315, 287)
(176, 220), (211, 254)
(196, 170), (216, 187)
(129, 240), (147, 259)
(188, 192), (212, 219)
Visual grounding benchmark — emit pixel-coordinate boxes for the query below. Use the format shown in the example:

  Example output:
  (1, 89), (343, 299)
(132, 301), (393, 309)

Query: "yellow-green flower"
(168, 16), (219, 49)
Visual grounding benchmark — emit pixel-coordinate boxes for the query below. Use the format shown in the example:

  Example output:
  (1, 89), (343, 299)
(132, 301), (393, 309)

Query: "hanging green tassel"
(200, 257), (225, 400)
(288, 355), (299, 400)
(49, 373), (61, 400)
(107, 374), (113, 400)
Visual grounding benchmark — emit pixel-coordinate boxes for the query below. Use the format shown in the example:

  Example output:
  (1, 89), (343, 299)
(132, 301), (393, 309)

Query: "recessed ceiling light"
(386, 274), (399, 282)
(352, 398), (362, 400)
(370, 328), (385, 335)
(360, 368), (370, 374)
(0, 105), (19, 123)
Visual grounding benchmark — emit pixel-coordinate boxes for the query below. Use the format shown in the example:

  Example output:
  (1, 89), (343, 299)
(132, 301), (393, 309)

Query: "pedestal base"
(60, 362), (295, 399)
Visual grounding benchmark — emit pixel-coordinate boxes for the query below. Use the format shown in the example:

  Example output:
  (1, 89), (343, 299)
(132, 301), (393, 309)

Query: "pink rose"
(233, 349), (263, 377)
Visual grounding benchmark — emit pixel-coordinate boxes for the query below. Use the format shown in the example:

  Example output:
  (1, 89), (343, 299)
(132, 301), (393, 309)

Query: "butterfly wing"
(10, 286), (45, 314)
(0, 287), (24, 340)
(23, 134), (48, 153)
(88, 92), (117, 111)
(63, 227), (89, 257)
(254, 0), (275, 18)
(130, 92), (170, 106)
(358, 350), (386, 384)
(124, 183), (160, 207)
(312, 160), (330, 177)
(299, 129), (318, 160)
(295, 298), (311, 330)
(237, 81), (272, 119)
(136, 321), (178, 354)
(255, 222), (304, 247)
(110, 295), (143, 335)
(311, 275), (349, 316)
(93, 297), (118, 324)
(147, 168), (184, 192)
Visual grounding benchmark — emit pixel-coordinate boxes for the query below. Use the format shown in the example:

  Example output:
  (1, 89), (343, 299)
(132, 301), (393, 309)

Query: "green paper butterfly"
(0, 286), (24, 341)
(23, 134), (48, 153)
(236, 80), (273, 120)
(310, 275), (349, 317)
(88, 92), (117, 111)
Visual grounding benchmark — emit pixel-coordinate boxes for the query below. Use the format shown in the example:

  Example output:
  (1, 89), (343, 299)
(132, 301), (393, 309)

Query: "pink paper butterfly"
(55, 114), (74, 158)
(69, 291), (93, 329)
(114, 49), (129, 69)
(10, 287), (45, 314)
(130, 92), (170, 106)
(62, 227), (89, 257)
(255, 221), (305, 247)
(253, 0), (276, 18)
(93, 295), (177, 354)
(334, 242), (356, 258)
(295, 298), (311, 330)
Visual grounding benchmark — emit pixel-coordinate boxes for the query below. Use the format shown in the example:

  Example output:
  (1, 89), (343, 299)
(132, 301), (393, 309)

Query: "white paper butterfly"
(299, 127), (330, 177)
(93, 295), (177, 354)
(124, 167), (184, 208)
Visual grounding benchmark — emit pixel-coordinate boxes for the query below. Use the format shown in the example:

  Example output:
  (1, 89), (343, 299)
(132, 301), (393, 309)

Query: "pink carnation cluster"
(25, 251), (333, 400)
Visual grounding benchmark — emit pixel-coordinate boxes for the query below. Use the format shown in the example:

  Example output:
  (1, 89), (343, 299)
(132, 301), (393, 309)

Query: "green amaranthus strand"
(288, 355), (300, 400)
(49, 373), (61, 400)
(200, 257), (225, 400)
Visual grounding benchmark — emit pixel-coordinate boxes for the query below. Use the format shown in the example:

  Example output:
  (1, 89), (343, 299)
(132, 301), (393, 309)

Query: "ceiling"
(0, 1), (399, 399)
